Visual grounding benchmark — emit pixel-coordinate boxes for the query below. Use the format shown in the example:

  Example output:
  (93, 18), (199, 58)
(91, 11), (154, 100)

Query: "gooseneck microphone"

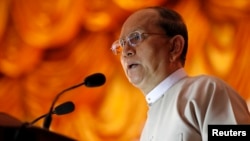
(43, 73), (106, 130)
(29, 101), (75, 126)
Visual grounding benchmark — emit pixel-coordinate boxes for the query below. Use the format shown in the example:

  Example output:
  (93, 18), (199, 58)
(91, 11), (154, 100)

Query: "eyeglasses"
(111, 31), (166, 55)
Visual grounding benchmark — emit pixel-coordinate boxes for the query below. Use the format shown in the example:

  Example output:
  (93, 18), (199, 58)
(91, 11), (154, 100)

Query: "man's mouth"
(128, 64), (138, 69)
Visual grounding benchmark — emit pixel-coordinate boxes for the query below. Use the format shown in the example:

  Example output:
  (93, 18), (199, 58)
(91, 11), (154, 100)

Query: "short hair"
(146, 6), (188, 66)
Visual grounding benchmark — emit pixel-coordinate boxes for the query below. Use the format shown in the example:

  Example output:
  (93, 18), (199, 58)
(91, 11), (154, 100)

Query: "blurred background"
(0, 0), (250, 140)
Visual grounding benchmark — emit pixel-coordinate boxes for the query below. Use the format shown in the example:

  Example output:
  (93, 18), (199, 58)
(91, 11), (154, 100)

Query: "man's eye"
(129, 33), (141, 44)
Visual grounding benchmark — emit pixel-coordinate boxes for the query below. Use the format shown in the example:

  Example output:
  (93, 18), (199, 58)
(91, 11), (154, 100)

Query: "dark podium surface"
(0, 112), (76, 141)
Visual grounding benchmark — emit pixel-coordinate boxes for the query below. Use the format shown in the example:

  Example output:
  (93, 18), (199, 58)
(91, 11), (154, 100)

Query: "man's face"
(119, 9), (172, 93)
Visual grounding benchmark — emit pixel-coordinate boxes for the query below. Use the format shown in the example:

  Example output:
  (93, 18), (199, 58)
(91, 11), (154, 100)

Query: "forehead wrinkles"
(121, 9), (159, 37)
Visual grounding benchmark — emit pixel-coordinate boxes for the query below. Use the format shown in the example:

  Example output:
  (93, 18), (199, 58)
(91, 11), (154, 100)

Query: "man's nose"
(122, 44), (135, 57)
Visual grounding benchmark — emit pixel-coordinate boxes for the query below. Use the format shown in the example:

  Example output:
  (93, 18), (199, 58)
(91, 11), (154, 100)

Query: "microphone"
(29, 101), (75, 126)
(53, 101), (75, 115)
(84, 73), (106, 87)
(43, 73), (106, 129)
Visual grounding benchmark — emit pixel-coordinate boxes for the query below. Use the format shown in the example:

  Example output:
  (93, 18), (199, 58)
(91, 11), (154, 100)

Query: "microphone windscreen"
(53, 101), (75, 115)
(84, 73), (106, 87)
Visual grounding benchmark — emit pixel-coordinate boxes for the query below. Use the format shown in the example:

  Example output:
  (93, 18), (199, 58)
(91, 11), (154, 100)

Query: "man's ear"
(169, 35), (184, 62)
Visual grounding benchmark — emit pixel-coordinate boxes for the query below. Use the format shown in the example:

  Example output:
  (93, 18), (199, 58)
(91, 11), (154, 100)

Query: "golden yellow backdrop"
(0, 0), (250, 140)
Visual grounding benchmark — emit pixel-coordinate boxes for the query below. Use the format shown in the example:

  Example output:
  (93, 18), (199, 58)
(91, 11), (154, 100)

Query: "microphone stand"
(43, 82), (84, 129)
(43, 73), (105, 130)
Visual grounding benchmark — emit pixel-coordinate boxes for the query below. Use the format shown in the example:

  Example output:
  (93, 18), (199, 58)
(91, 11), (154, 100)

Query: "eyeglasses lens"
(127, 32), (142, 47)
(111, 31), (143, 55)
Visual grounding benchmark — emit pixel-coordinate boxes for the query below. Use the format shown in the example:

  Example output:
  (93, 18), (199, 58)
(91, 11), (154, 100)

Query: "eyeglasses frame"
(111, 31), (166, 55)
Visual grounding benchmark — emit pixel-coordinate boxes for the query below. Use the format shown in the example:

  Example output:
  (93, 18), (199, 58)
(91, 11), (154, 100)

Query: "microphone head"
(84, 73), (106, 87)
(53, 101), (75, 115)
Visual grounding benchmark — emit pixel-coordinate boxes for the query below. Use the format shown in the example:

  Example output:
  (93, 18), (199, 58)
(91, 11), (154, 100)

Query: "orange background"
(0, 0), (250, 140)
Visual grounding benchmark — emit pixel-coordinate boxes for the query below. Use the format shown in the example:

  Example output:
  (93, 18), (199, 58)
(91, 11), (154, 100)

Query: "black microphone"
(53, 101), (75, 115)
(29, 101), (75, 126)
(84, 73), (106, 87)
(43, 73), (106, 129)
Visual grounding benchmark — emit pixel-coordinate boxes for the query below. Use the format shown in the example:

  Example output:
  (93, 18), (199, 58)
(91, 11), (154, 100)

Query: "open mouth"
(128, 64), (138, 69)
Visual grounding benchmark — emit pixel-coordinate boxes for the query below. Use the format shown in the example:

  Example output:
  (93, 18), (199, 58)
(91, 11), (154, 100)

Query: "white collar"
(145, 68), (187, 106)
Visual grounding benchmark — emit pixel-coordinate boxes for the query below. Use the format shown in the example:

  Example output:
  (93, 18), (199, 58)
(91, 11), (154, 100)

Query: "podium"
(0, 112), (75, 141)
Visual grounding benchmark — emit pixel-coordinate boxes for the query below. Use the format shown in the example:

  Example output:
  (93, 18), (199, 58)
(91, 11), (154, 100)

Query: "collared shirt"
(146, 68), (187, 105)
(140, 72), (250, 141)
